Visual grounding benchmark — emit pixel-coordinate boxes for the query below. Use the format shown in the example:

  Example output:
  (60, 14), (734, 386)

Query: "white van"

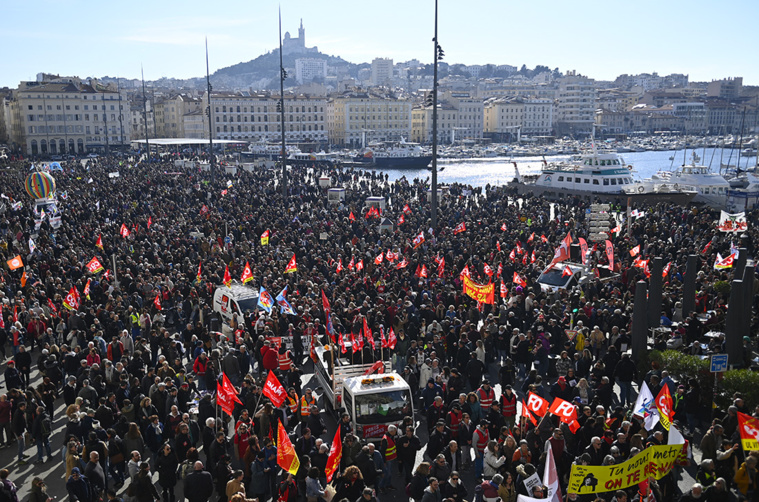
(213, 283), (260, 322)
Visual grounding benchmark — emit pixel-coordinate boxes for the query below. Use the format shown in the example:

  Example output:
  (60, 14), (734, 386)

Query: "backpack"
(41, 416), (52, 438)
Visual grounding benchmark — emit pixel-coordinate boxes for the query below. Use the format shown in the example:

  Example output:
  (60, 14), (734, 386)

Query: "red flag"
(630, 245), (641, 257)
(336, 259), (343, 273)
(348, 257), (355, 270)
(103, 269), (112, 281)
(453, 222), (466, 234)
(277, 420), (300, 475)
(63, 287), (80, 310)
(484, 264), (493, 277)
(562, 265), (573, 277)
(349, 211), (356, 222)
(324, 427), (343, 483)
(375, 253), (384, 265)
(387, 327), (397, 350)
(497, 241), (501, 252)
(605, 240), (614, 272)
(284, 254), (297, 274)
(460, 265), (471, 281)
(241, 262), (254, 284)
(527, 232), (535, 243)
(655, 385), (674, 430)
(521, 254), (528, 266)
(363, 318), (375, 350)
(662, 261), (672, 279)
(403, 204), (411, 214)
(12, 306), (17, 323)
(398, 214), (405, 225)
(737, 412), (759, 451)
(412, 231), (425, 249)
(578, 237), (588, 265)
(120, 224), (130, 238)
(702, 240), (712, 254)
(217, 373), (243, 416)
(86, 257), (104, 274)
(196, 262), (202, 283)
(95, 235), (104, 250)
(437, 257), (445, 278)
(261, 230), (270, 245)
(380, 327), (388, 348)
(47, 298), (57, 315)
(147, 216), (153, 229)
(396, 258), (409, 269)
(501, 223), (507, 231)
(263, 372), (287, 408)
(419, 264), (428, 278)
(531, 250), (536, 263)
(82, 278), (90, 299)
(540, 234), (548, 243)
(526, 392), (549, 418)
(356, 259), (364, 271)
(521, 400), (537, 426)
(500, 282), (508, 298)
(338, 332), (347, 354)
(548, 397), (581, 433)
(200, 204), (209, 216)
(513, 272), (526, 287)
(223, 265), (232, 287)
(154, 294), (162, 311)
(509, 248), (516, 261)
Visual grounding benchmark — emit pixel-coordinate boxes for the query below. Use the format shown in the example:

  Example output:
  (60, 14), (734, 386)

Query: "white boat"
(650, 153), (730, 209)
(508, 149), (696, 206)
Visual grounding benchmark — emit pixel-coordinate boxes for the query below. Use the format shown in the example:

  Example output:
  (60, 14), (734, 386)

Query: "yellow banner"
(568, 445), (682, 495)
(462, 275), (494, 304)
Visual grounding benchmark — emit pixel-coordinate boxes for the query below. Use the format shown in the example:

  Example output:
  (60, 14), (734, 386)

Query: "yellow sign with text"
(568, 445), (682, 495)
(462, 275), (494, 304)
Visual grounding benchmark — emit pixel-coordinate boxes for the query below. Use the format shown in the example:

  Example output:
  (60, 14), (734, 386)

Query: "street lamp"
(430, 0), (444, 230)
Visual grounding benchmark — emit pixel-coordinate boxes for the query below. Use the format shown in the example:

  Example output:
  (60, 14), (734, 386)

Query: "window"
(603, 179), (609, 186)
(610, 179), (617, 186)
(593, 179), (599, 185)
(584, 178), (590, 184)
(558, 176), (564, 182)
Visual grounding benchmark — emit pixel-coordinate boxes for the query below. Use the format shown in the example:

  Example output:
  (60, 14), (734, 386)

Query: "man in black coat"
(4, 362), (23, 391)
(14, 346), (32, 387)
(184, 461), (214, 502)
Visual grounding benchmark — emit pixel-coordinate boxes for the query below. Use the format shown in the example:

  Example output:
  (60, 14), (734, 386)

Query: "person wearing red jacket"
(193, 352), (208, 390)
(261, 341), (279, 374)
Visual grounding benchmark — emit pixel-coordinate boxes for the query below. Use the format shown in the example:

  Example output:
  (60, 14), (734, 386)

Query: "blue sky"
(2, 0), (757, 87)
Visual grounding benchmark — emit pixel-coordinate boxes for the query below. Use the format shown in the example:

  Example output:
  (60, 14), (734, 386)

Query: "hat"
(744, 336), (751, 342)
(71, 467), (81, 474)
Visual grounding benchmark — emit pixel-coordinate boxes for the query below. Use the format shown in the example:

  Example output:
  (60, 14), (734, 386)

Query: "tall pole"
(118, 78), (125, 147)
(279, 8), (288, 198)
(430, 0), (439, 229)
(206, 38), (215, 182)
(141, 66), (150, 163)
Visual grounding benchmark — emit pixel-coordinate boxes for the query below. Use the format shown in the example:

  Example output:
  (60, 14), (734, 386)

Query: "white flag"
(633, 381), (660, 431)
(28, 238), (35, 254)
(543, 443), (562, 502)
(668, 425), (685, 445)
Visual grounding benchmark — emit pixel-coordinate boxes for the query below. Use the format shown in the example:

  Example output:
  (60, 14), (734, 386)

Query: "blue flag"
(276, 286), (295, 315)
(257, 287), (274, 313)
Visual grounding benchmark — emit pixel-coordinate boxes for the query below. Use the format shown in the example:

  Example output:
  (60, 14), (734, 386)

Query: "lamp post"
(206, 38), (215, 182)
(279, 8), (288, 198)
(430, 0), (444, 230)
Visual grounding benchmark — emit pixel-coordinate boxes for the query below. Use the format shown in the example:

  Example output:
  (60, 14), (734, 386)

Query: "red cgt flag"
(284, 254), (297, 274)
(513, 272), (526, 287)
(453, 222), (466, 234)
(324, 427), (343, 483)
(263, 371), (287, 408)
(217, 373), (242, 415)
(120, 224), (130, 238)
(386, 327), (397, 350)
(223, 265), (232, 287)
(154, 294), (162, 311)
(241, 262), (254, 284)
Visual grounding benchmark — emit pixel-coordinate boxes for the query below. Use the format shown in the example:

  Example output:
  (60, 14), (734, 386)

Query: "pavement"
(3, 357), (703, 502)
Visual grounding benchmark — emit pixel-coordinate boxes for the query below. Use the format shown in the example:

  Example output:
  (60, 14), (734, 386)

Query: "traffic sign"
(710, 353), (729, 373)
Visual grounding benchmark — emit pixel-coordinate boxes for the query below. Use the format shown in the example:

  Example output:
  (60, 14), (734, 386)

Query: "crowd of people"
(0, 151), (757, 502)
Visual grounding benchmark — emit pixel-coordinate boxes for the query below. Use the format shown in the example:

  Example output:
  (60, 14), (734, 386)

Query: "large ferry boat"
(354, 138), (433, 169)
(507, 150), (697, 206)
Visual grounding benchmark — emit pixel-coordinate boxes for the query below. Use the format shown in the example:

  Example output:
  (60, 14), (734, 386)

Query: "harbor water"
(371, 148), (756, 188)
